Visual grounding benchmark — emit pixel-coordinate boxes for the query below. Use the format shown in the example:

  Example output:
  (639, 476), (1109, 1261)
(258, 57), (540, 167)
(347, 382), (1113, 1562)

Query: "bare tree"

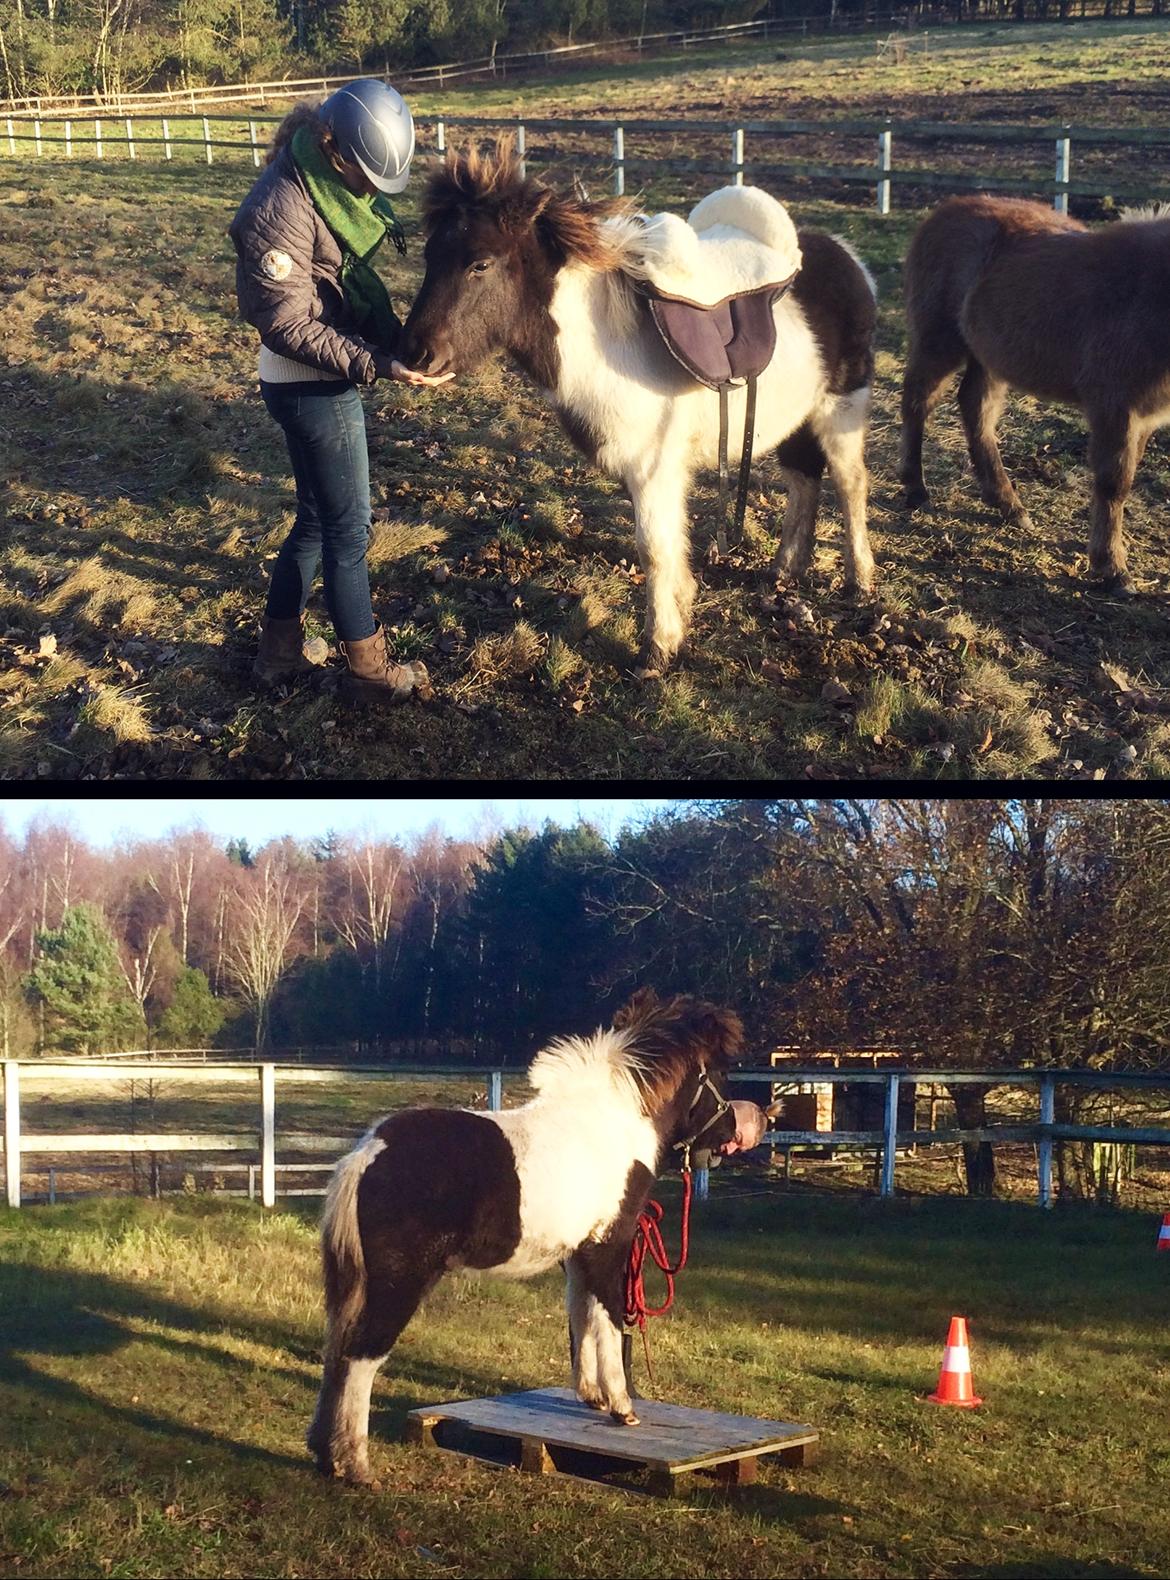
(222, 857), (306, 1052)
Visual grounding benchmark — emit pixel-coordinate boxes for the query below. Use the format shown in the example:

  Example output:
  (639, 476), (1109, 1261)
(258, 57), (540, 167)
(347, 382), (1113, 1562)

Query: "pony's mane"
(424, 138), (643, 275)
(528, 989), (743, 1118)
(1119, 202), (1170, 225)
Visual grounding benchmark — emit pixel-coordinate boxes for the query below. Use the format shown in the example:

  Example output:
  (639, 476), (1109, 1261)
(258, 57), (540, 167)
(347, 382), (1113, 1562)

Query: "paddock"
(4, 21), (1170, 781)
(1, 1188), (1165, 1577)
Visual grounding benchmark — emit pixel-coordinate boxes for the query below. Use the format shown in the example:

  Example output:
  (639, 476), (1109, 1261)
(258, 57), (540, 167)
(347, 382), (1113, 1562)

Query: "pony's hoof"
(341, 1466), (380, 1490)
(1006, 508), (1034, 532)
(613, 1409), (640, 1426)
(843, 572), (876, 599)
(1092, 570), (1136, 598)
(898, 487), (930, 514)
(632, 664), (662, 682)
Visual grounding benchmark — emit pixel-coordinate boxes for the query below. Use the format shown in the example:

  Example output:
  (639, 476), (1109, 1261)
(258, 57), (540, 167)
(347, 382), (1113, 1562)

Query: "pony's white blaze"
(483, 1027), (659, 1278)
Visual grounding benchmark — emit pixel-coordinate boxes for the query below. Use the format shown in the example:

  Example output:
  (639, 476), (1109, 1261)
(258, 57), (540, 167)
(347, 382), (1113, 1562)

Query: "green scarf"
(291, 123), (406, 349)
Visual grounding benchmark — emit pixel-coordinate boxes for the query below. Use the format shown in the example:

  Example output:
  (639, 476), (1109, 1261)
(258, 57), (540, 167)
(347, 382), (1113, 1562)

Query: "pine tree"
(155, 966), (227, 1049)
(24, 903), (145, 1055)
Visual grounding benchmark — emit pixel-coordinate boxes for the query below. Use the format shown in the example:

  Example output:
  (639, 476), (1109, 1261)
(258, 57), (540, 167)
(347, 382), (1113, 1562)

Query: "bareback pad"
(634, 185), (803, 548)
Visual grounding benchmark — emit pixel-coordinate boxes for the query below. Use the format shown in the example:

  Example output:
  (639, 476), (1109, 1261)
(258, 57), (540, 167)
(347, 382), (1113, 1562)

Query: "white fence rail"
(3, 1059), (1168, 1211)
(5, 109), (1169, 213)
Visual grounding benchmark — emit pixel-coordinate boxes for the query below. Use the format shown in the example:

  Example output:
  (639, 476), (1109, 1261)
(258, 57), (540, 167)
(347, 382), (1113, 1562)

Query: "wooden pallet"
(405, 1386), (818, 1497)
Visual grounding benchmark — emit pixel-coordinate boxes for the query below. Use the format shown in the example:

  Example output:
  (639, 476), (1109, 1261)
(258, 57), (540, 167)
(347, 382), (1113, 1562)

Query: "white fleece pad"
(637, 185), (802, 309)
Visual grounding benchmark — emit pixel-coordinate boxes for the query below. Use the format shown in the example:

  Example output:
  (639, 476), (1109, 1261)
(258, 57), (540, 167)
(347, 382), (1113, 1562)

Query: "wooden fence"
(4, 107), (1169, 212)
(3, 1059), (1168, 1211)
(0, 13), (896, 119)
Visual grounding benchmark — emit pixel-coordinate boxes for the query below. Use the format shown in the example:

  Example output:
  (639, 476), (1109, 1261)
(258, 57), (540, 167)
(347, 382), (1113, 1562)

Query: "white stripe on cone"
(940, 1344), (971, 1372)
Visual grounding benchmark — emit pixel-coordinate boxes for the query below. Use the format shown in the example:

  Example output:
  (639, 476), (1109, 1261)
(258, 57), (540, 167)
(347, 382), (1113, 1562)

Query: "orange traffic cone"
(927, 1315), (982, 1408)
(1156, 1213), (1170, 1253)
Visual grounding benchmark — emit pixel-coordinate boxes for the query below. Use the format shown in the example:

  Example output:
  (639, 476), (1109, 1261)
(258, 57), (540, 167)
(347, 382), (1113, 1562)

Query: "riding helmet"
(321, 79), (415, 194)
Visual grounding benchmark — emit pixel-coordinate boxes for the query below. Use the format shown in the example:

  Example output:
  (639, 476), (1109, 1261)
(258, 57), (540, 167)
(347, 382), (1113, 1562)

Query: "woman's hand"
(373, 350), (454, 386)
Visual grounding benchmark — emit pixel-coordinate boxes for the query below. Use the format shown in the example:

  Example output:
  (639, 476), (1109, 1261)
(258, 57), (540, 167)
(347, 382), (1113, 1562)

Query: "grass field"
(1, 1190), (1166, 1578)
(4, 21), (1170, 781)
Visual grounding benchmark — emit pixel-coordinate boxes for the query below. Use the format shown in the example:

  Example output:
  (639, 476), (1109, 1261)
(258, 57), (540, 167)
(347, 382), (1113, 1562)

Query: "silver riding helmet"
(321, 79), (415, 194)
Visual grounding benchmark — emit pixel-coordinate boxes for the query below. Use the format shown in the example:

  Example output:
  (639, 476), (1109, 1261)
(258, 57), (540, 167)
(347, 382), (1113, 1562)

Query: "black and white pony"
(307, 988), (764, 1485)
(400, 143), (878, 678)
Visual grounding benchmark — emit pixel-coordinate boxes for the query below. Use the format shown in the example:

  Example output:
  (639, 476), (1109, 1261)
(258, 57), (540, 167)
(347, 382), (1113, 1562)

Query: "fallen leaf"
(37, 634), (57, 657)
(977, 726), (993, 754)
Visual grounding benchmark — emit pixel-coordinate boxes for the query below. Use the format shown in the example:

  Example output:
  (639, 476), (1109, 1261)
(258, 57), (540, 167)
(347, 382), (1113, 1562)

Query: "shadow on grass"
(672, 1192), (1165, 1353)
(0, 1256), (523, 1486)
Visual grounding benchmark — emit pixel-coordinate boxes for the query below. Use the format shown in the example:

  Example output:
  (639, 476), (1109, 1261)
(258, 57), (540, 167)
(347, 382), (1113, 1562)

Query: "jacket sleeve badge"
(260, 249), (294, 281)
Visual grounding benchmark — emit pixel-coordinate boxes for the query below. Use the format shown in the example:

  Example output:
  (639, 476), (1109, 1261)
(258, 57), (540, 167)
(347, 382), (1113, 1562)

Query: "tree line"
(4, 797), (1169, 1196)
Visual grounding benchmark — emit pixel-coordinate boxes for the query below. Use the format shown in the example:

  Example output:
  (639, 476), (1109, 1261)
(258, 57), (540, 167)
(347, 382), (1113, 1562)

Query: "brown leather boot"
(339, 622), (433, 704)
(253, 616), (329, 684)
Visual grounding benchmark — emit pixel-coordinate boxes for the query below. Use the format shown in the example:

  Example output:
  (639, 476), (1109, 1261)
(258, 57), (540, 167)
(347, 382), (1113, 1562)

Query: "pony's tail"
(320, 1131), (385, 1361)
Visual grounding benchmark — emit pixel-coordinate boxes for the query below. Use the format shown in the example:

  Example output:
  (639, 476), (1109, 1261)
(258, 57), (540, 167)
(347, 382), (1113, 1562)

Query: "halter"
(671, 1067), (733, 1173)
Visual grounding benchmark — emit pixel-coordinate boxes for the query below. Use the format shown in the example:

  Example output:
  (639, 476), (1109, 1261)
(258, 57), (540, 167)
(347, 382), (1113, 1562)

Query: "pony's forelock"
(423, 137), (641, 273)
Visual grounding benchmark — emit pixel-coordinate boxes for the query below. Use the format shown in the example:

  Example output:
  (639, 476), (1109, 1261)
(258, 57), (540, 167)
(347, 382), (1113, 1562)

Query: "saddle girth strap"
(716, 376), (758, 554)
(717, 385), (730, 554)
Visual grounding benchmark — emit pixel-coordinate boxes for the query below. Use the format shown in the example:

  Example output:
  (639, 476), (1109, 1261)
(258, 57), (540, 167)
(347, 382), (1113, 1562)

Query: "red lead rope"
(624, 1170), (693, 1382)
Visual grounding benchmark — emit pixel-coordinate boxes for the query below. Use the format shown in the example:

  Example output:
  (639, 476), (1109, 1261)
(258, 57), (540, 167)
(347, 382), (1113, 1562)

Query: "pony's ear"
(613, 987), (660, 1029)
(501, 184), (552, 234)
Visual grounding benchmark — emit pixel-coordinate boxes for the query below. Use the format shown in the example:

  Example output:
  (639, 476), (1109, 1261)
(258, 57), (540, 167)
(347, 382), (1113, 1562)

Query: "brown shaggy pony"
(898, 195), (1170, 592)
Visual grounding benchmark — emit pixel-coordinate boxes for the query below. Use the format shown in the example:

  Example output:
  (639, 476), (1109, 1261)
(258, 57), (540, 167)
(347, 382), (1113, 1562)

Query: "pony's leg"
(564, 1248), (638, 1424)
(773, 423), (825, 582)
(309, 1268), (438, 1485)
(626, 464), (695, 680)
(816, 387), (875, 594)
(1086, 406), (1139, 588)
(898, 336), (964, 512)
(956, 359), (1031, 529)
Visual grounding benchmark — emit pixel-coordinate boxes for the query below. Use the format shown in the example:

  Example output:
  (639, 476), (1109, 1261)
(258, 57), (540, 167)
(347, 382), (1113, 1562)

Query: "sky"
(0, 795), (681, 849)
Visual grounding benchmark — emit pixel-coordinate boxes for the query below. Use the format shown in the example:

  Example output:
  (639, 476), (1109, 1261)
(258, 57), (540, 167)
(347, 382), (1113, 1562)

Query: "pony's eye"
(468, 259), (492, 276)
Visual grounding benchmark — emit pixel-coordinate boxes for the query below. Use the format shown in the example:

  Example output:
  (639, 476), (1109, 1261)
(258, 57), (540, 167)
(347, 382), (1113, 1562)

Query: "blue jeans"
(260, 380), (378, 642)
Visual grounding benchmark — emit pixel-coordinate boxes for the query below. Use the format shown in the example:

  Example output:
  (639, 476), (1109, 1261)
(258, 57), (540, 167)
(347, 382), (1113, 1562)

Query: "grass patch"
(0, 1191), (1167, 1577)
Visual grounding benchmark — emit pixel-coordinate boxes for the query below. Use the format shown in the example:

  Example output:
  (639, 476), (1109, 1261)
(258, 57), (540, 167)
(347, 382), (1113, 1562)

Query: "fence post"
(34, 119), (42, 157)
(1054, 128), (1070, 215)
(249, 119), (259, 168)
(517, 121), (526, 180)
(732, 126), (744, 186)
(488, 1070), (502, 1111)
(162, 117), (171, 161)
(48, 1166), (56, 1206)
(64, 119), (72, 158)
(95, 119), (102, 159)
(4, 1061), (20, 1209)
(1038, 1072), (1055, 1209)
(125, 117), (135, 160)
(203, 116), (212, 165)
(613, 124), (624, 196)
(880, 1071), (899, 1197)
(436, 117), (445, 155)
(694, 1165), (709, 1201)
(248, 1162), (256, 1202)
(260, 1062), (275, 1208)
(877, 123), (892, 215)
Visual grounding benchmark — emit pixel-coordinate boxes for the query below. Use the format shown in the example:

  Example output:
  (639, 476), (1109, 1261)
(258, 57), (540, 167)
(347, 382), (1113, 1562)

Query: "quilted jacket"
(229, 146), (398, 384)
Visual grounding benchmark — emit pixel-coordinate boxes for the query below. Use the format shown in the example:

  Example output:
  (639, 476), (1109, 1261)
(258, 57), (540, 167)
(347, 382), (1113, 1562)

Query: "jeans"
(260, 379), (377, 643)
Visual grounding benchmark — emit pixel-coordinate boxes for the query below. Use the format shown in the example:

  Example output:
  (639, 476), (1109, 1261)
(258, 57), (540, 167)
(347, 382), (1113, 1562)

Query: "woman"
(230, 79), (452, 703)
